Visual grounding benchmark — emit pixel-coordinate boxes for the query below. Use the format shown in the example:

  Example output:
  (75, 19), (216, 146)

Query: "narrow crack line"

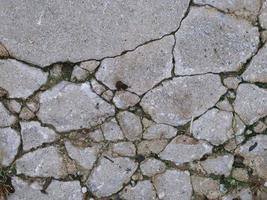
(192, 3), (259, 25)
(1, 0), (193, 72)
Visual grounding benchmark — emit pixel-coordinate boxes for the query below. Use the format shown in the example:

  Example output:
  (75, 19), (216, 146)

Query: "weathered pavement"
(0, 0), (267, 199)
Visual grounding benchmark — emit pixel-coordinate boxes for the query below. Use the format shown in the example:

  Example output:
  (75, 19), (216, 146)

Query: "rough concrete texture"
(0, 1), (266, 199)
(174, 7), (259, 75)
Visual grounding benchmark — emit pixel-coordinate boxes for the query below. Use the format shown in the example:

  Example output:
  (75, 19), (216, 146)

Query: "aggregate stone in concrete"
(0, 0), (189, 66)
(117, 111), (142, 141)
(0, 127), (20, 166)
(9, 177), (83, 200)
(200, 154), (234, 176)
(111, 142), (136, 157)
(223, 76), (242, 89)
(194, 0), (261, 21)
(216, 98), (234, 112)
(234, 84), (267, 125)
(96, 36), (174, 95)
(141, 74), (226, 126)
(0, 102), (16, 127)
(192, 108), (234, 145)
(174, 7), (259, 75)
(140, 158), (166, 177)
(0, 59), (47, 98)
(37, 81), (115, 132)
(143, 124), (177, 140)
(16, 146), (67, 178)
(159, 135), (213, 165)
(137, 139), (169, 156)
(191, 176), (221, 199)
(260, 1), (267, 29)
(120, 180), (157, 200)
(236, 135), (267, 179)
(86, 156), (137, 197)
(242, 43), (267, 83)
(65, 141), (100, 170)
(101, 118), (124, 141)
(71, 61), (99, 82)
(113, 91), (140, 109)
(20, 121), (58, 151)
(153, 169), (192, 200)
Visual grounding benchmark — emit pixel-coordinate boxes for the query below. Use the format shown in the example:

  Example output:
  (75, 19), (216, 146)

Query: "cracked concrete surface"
(0, 1), (267, 200)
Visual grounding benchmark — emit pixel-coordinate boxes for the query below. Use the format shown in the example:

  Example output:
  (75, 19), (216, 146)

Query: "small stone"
(242, 43), (267, 83)
(81, 186), (87, 194)
(224, 139), (238, 152)
(235, 135), (267, 179)
(222, 188), (253, 200)
(159, 135), (213, 165)
(153, 169), (192, 200)
(71, 65), (89, 82)
(0, 102), (16, 127)
(227, 90), (236, 99)
(137, 140), (168, 156)
(16, 146), (68, 178)
(191, 176), (221, 199)
(216, 98), (234, 112)
(0, 127), (20, 166)
(101, 90), (113, 101)
(142, 118), (154, 129)
(0, 87), (7, 97)
(89, 129), (104, 142)
(0, 42), (9, 58)
(192, 108), (234, 146)
(140, 158), (166, 177)
(253, 121), (267, 133)
(26, 96), (40, 113)
(90, 79), (106, 95)
(111, 142), (136, 157)
(117, 111), (142, 141)
(80, 61), (99, 73)
(141, 74), (226, 126)
(260, 1), (267, 29)
(223, 76), (241, 89)
(96, 36), (174, 95)
(7, 100), (22, 114)
(200, 154), (234, 176)
(65, 141), (99, 170)
(233, 114), (246, 136)
(236, 134), (246, 145)
(261, 30), (267, 43)
(86, 156), (137, 197)
(120, 180), (157, 200)
(234, 84), (267, 125)
(19, 106), (35, 120)
(101, 118), (124, 141)
(37, 81), (115, 132)
(20, 121), (58, 151)
(50, 64), (63, 78)
(113, 91), (140, 109)
(174, 7), (259, 75)
(0, 59), (48, 98)
(232, 168), (249, 182)
(143, 124), (177, 140)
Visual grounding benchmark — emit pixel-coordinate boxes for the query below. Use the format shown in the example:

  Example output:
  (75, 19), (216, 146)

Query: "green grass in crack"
(0, 165), (16, 199)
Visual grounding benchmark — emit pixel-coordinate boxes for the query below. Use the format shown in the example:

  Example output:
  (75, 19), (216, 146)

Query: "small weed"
(0, 165), (16, 199)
